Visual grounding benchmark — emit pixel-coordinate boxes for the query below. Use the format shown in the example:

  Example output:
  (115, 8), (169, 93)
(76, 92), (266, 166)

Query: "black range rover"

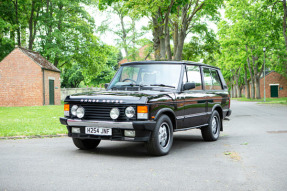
(60, 61), (231, 156)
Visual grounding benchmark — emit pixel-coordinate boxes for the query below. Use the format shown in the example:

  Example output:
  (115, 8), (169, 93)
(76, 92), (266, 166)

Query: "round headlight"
(125, 106), (135, 118)
(110, 107), (120, 119)
(76, 106), (85, 118)
(71, 105), (78, 116)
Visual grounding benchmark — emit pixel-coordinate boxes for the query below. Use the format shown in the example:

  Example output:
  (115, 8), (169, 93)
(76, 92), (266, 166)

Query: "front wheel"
(201, 110), (221, 141)
(72, 138), (101, 150)
(146, 115), (173, 156)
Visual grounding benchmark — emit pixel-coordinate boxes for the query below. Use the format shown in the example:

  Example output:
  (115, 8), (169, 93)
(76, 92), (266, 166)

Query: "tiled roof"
(18, 47), (60, 72)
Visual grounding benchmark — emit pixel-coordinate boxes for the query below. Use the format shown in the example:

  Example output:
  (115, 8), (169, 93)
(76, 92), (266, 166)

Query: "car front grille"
(80, 104), (136, 121)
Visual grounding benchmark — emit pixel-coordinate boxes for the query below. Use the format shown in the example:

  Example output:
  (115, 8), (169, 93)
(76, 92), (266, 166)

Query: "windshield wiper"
(149, 84), (175, 88)
(121, 83), (146, 87)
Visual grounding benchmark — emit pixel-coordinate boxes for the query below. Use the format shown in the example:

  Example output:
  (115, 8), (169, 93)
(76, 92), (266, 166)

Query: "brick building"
(0, 47), (61, 106)
(260, 71), (287, 98)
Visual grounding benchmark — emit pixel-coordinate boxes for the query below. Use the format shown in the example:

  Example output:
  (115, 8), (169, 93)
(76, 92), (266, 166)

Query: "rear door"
(202, 68), (227, 115)
(182, 65), (207, 128)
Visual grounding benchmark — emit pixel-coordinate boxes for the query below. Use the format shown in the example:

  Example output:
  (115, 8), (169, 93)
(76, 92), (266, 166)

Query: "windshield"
(109, 64), (182, 90)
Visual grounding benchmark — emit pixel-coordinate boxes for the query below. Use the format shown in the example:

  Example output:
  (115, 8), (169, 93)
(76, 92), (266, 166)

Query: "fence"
(61, 88), (104, 100)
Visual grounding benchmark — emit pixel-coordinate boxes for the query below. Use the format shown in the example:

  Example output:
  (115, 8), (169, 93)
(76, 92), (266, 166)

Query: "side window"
(203, 68), (212, 90)
(186, 65), (202, 90)
(210, 70), (223, 90)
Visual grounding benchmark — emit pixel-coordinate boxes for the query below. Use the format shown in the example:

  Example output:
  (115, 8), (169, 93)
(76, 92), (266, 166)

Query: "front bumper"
(60, 117), (156, 142)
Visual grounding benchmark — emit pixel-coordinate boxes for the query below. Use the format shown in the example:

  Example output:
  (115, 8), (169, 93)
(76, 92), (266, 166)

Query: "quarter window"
(186, 66), (202, 90)
(210, 70), (223, 90)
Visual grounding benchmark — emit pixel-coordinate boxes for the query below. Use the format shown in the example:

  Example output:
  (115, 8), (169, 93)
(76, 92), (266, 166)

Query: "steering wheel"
(122, 78), (137, 84)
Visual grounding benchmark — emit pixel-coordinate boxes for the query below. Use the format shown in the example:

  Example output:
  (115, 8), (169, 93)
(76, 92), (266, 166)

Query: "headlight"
(110, 107), (120, 119)
(71, 105), (78, 116)
(125, 106), (135, 118)
(76, 106), (85, 118)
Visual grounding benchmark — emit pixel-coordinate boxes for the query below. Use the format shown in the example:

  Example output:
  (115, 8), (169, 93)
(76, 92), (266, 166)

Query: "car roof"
(121, 60), (220, 70)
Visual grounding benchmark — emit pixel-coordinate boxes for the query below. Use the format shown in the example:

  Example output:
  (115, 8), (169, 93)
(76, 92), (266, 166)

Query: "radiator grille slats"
(80, 104), (136, 121)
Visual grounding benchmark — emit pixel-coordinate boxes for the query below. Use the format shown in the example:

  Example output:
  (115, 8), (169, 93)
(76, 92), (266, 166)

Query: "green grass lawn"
(0, 105), (66, 137)
(232, 97), (287, 105)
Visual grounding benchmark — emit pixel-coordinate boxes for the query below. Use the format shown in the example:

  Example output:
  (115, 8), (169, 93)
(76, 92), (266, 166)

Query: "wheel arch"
(212, 104), (223, 131)
(154, 108), (177, 130)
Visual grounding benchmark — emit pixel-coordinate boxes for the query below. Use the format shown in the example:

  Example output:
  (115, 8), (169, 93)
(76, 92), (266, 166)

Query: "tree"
(98, 1), (145, 61)
(217, 0), (274, 99)
(90, 45), (120, 86)
(61, 64), (84, 88)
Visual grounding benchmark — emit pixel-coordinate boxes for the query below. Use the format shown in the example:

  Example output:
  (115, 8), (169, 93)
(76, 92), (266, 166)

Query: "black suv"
(60, 61), (231, 156)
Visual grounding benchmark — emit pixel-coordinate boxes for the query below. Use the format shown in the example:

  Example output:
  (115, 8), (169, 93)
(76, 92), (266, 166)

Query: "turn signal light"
(137, 106), (148, 113)
(64, 104), (70, 111)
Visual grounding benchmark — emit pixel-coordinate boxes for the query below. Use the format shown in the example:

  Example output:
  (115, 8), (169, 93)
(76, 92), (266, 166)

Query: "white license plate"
(85, 127), (112, 136)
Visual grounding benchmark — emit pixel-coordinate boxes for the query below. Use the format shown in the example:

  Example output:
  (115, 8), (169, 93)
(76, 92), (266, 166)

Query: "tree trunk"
(160, 33), (166, 60)
(244, 63), (250, 99)
(251, 54), (262, 99)
(235, 71), (240, 97)
(54, 4), (63, 67)
(131, 18), (136, 61)
(174, 31), (185, 60)
(119, 14), (129, 60)
(231, 75), (237, 98)
(152, 16), (161, 60)
(46, 0), (53, 60)
(165, 16), (172, 60)
(173, 23), (178, 58)
(246, 46), (255, 99)
(28, 0), (35, 50)
(173, 1), (205, 61)
(233, 68), (241, 98)
(239, 86), (243, 98)
(12, 0), (21, 46)
(255, 77), (261, 99)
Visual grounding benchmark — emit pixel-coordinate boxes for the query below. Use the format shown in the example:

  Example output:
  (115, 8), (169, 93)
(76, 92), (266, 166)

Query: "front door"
(270, 85), (278, 98)
(49, 79), (55, 105)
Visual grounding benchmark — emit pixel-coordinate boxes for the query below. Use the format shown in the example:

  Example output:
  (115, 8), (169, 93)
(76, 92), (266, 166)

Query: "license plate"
(85, 127), (112, 136)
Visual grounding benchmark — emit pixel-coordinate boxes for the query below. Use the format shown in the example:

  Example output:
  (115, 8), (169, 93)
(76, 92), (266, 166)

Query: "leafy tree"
(217, 0), (274, 99)
(61, 64), (84, 88)
(90, 45), (120, 86)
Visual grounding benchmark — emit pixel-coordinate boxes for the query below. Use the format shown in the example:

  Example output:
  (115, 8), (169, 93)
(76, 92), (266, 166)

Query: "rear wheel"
(72, 138), (101, 150)
(146, 115), (173, 156)
(201, 110), (221, 141)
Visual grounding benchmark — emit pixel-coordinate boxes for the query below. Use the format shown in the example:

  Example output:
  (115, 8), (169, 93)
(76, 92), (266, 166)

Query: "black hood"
(64, 90), (176, 104)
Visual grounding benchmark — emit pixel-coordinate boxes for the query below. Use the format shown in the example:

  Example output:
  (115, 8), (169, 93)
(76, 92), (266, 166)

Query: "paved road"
(1, 101), (287, 191)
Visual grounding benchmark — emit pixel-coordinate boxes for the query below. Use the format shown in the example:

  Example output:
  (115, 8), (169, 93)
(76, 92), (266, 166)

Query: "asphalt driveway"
(0, 100), (287, 191)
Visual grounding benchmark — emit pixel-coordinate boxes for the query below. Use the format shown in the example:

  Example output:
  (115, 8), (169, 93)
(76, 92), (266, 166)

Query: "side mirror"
(183, 82), (196, 91)
(105, 83), (110, 89)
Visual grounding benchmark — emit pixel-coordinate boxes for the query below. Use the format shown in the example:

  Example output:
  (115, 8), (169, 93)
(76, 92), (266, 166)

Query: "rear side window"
(186, 65), (202, 90)
(203, 68), (213, 90)
(210, 70), (223, 90)
(203, 68), (223, 90)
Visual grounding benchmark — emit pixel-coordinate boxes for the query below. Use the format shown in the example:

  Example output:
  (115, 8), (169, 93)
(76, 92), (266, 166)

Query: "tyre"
(146, 115), (173, 156)
(72, 138), (101, 150)
(201, 110), (221, 141)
